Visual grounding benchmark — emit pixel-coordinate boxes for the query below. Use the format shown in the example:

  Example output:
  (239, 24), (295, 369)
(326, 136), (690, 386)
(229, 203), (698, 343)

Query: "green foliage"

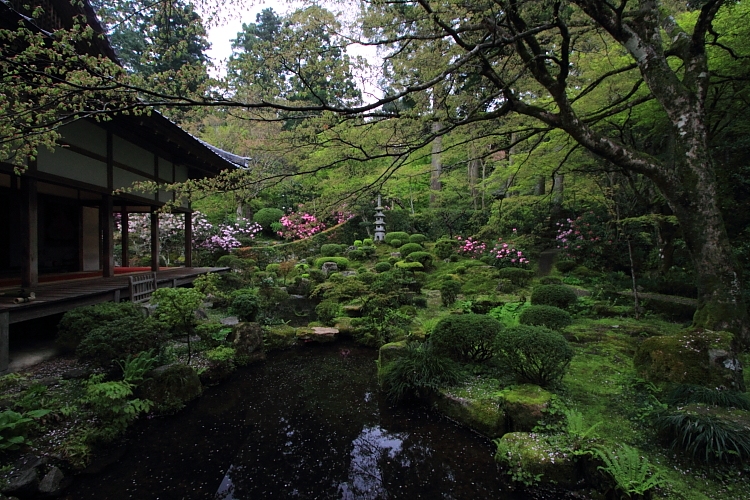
(488, 302), (530, 327)
(229, 288), (261, 322)
(665, 384), (750, 410)
(519, 305), (572, 330)
(152, 288), (205, 332)
(363, 238), (374, 246)
(497, 267), (534, 286)
(385, 231), (410, 245)
(57, 302), (142, 352)
(0, 409), (50, 451)
(439, 279), (462, 307)
(592, 445), (665, 496)
(406, 251), (434, 270)
(381, 342), (463, 403)
(495, 325), (574, 387)
(205, 346), (236, 363)
(531, 285), (578, 310)
(253, 207), (284, 229)
(348, 249), (365, 260)
(320, 243), (345, 256)
(360, 246), (376, 258)
(314, 257), (350, 270)
(565, 409), (601, 440)
(374, 262), (392, 273)
(315, 300), (341, 326)
(409, 234), (427, 243)
(265, 263), (281, 274)
(413, 296), (428, 308)
(355, 309), (413, 347)
(193, 272), (222, 297)
(389, 239), (402, 247)
(353, 240), (363, 247)
(556, 259), (578, 273)
(656, 408), (750, 462)
(431, 314), (503, 362)
(77, 316), (161, 366)
(434, 238), (458, 259)
(84, 374), (152, 443)
(117, 350), (158, 385)
(395, 261), (423, 271)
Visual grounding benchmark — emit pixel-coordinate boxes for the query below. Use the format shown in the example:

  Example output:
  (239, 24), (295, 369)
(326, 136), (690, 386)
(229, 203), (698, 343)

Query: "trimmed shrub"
(357, 272), (377, 285)
(363, 238), (374, 246)
(360, 246), (376, 258)
(216, 254), (245, 270)
(556, 259), (578, 273)
(381, 342), (463, 402)
(57, 302), (142, 353)
(353, 240), (363, 247)
(495, 325), (574, 386)
(395, 261), (424, 271)
(399, 243), (423, 257)
(389, 239), (402, 248)
(531, 285), (578, 309)
(314, 257), (350, 270)
(385, 232), (411, 245)
(406, 251), (434, 270)
(435, 239), (458, 259)
(315, 300), (341, 326)
(77, 316), (161, 365)
(409, 234), (427, 244)
(413, 296), (428, 308)
(375, 262), (392, 273)
(265, 263), (280, 274)
(348, 249), (365, 260)
(519, 305), (572, 330)
(497, 267), (534, 286)
(321, 244), (344, 257)
(307, 269), (326, 283)
(229, 288), (261, 322)
(431, 314), (503, 362)
(539, 276), (563, 285)
(440, 279), (462, 307)
(253, 208), (284, 229)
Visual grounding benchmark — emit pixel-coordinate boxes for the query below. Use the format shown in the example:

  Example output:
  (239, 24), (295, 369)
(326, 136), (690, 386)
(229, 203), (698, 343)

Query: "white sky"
(202, 0), (382, 101)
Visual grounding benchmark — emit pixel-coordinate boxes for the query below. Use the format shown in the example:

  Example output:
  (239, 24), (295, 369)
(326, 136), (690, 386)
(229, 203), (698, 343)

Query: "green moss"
(434, 379), (506, 438)
(264, 324), (297, 351)
(494, 432), (578, 487)
(377, 340), (408, 381)
(497, 385), (552, 432)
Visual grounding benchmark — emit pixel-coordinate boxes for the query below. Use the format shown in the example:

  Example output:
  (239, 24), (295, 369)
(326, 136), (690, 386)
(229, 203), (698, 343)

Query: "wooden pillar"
(20, 176), (38, 288)
(121, 210), (129, 268)
(101, 194), (114, 277)
(184, 211), (193, 267)
(150, 209), (159, 272)
(0, 312), (8, 375)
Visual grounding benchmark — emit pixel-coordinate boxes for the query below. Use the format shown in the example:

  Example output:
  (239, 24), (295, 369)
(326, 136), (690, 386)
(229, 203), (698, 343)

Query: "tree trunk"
(430, 120), (442, 204)
(468, 157), (480, 210)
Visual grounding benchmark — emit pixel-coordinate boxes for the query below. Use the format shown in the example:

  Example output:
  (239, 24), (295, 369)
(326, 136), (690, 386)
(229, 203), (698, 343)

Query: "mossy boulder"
(296, 326), (338, 343)
(377, 340), (408, 380)
(228, 322), (265, 364)
(498, 384), (553, 432)
(139, 364), (202, 412)
(333, 317), (356, 336)
(494, 432), (579, 487)
(634, 329), (744, 391)
(264, 324), (297, 350)
(431, 381), (506, 438)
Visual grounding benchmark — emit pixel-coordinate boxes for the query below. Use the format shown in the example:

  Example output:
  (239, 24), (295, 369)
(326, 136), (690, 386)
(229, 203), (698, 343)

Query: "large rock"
(494, 432), (579, 488)
(498, 385), (553, 432)
(432, 387), (506, 438)
(264, 324), (297, 350)
(377, 341), (408, 382)
(2, 467), (38, 497)
(321, 262), (339, 276)
(139, 364), (202, 411)
(228, 322), (265, 363)
(296, 326), (338, 343)
(634, 329), (744, 391)
(38, 466), (65, 495)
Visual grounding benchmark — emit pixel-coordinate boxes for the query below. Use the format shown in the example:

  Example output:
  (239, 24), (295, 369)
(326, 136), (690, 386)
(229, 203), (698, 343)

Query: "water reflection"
(338, 426), (407, 499)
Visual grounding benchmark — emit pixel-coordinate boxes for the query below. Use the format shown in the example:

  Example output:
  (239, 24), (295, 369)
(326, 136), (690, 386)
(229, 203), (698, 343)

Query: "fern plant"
(85, 374), (152, 443)
(565, 409), (601, 440)
(117, 349), (158, 385)
(592, 445), (664, 497)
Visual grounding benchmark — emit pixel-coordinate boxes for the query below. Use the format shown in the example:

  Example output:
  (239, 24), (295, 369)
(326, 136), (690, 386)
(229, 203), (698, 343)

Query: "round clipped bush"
(363, 238), (374, 246)
(409, 234), (427, 244)
(389, 239), (402, 248)
(431, 314), (503, 362)
(395, 261), (424, 271)
(321, 244), (345, 257)
(353, 240), (363, 247)
(348, 249), (365, 260)
(265, 263), (281, 274)
(406, 251), (435, 270)
(435, 239), (458, 259)
(314, 257), (350, 270)
(440, 279), (462, 307)
(495, 325), (574, 386)
(385, 231), (411, 246)
(315, 300), (341, 326)
(77, 316), (161, 365)
(253, 208), (284, 229)
(399, 242), (423, 257)
(375, 262), (392, 273)
(57, 302), (142, 353)
(498, 267), (534, 285)
(531, 285), (578, 310)
(229, 288), (261, 322)
(519, 305), (572, 330)
(361, 246), (376, 258)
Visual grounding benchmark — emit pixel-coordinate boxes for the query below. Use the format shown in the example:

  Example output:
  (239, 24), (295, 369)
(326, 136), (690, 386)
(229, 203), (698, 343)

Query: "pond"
(65, 342), (520, 499)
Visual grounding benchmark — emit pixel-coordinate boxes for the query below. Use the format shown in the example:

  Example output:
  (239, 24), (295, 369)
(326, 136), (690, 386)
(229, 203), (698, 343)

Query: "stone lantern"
(373, 195), (386, 242)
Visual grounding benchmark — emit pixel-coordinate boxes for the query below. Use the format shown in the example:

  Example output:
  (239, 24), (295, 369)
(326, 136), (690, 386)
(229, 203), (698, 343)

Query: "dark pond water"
(65, 342), (520, 499)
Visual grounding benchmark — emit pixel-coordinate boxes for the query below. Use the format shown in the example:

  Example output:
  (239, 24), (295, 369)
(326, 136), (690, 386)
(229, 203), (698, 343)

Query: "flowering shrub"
(555, 211), (613, 267)
(456, 231), (530, 268)
(456, 236), (486, 258)
(277, 212), (326, 240)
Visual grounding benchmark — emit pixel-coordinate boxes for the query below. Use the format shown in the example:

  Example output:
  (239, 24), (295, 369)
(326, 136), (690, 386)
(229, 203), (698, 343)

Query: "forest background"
(2, 0), (750, 344)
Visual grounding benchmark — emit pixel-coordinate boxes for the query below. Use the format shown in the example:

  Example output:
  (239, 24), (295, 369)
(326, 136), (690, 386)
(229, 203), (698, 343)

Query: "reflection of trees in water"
(339, 426), (407, 499)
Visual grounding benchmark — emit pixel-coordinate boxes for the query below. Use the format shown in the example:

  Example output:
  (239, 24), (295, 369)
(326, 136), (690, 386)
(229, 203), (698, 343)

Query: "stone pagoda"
(373, 195), (386, 242)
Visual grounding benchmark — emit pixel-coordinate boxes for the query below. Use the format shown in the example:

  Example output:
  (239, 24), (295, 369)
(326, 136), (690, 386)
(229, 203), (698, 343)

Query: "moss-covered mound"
(139, 364), (202, 412)
(494, 432), (579, 487)
(634, 329), (744, 391)
(497, 384), (553, 432)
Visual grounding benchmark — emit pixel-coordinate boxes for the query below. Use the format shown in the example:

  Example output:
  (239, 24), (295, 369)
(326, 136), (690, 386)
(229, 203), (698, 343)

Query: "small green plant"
(565, 409), (601, 440)
(77, 316), (161, 366)
(431, 314), (503, 362)
(656, 407), (750, 462)
(205, 346), (236, 362)
(229, 288), (261, 322)
(665, 384), (750, 410)
(380, 341), (463, 403)
(488, 301), (529, 327)
(84, 374), (152, 443)
(315, 300), (341, 326)
(518, 304), (572, 330)
(0, 409), (51, 451)
(152, 287), (205, 364)
(495, 325), (574, 387)
(374, 262), (392, 273)
(439, 279), (462, 307)
(530, 285), (578, 309)
(405, 251), (434, 270)
(363, 238), (374, 246)
(592, 445), (665, 497)
(253, 207), (284, 230)
(117, 350), (159, 385)
(434, 238), (458, 259)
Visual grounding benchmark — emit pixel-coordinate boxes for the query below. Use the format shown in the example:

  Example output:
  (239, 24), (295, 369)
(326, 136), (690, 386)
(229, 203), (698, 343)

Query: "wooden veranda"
(0, 267), (228, 373)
